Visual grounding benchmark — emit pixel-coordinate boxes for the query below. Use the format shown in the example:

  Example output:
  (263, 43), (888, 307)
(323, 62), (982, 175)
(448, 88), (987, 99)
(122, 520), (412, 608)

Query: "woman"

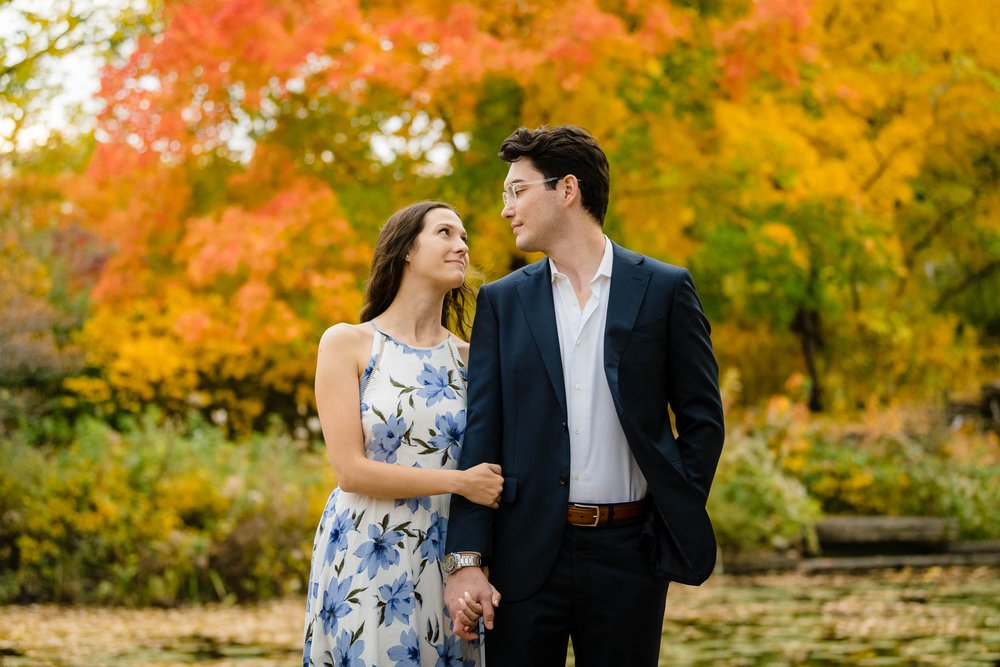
(303, 201), (502, 667)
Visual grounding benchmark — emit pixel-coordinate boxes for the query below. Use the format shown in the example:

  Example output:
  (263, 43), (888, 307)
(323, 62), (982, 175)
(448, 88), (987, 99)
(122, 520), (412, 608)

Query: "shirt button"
(576, 340), (582, 347)
(575, 383), (581, 390)
(575, 428), (582, 435)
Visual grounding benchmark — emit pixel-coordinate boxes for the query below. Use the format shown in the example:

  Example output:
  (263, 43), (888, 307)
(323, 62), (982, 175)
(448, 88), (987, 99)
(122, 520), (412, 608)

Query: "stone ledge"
(816, 516), (958, 545)
(719, 544), (1000, 575)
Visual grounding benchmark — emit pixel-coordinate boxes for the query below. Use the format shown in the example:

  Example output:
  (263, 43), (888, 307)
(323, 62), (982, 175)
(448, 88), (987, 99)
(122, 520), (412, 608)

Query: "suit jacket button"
(561, 421), (567, 432)
(559, 474), (568, 485)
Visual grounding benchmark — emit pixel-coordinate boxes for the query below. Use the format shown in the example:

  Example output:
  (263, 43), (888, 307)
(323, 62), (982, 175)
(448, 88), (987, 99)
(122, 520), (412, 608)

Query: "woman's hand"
(455, 585), (502, 632)
(459, 462), (503, 508)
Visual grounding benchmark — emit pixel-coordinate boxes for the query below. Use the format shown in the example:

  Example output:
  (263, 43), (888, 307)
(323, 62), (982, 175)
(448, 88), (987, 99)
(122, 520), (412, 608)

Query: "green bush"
(708, 433), (821, 555)
(0, 415), (332, 605)
(937, 464), (1000, 539)
(801, 435), (1000, 539)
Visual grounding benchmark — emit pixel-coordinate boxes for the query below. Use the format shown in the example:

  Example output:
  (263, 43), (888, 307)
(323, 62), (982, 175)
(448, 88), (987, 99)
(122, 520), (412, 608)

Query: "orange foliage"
(37, 0), (997, 425)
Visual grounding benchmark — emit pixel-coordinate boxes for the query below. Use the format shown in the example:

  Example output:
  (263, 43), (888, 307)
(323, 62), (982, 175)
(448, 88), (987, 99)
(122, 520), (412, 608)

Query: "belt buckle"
(575, 503), (601, 527)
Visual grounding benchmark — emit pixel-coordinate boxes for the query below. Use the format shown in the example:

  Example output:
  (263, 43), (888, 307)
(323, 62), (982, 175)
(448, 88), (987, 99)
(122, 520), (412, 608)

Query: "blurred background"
(1, 0), (998, 664)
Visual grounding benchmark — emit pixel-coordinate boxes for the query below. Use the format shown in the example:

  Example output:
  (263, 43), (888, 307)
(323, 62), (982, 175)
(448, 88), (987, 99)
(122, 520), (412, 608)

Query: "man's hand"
(444, 566), (499, 640)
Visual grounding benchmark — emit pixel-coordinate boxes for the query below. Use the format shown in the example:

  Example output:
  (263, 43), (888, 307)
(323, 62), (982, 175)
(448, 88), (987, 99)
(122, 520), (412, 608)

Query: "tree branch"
(0, 15), (87, 80)
(909, 193), (979, 257)
(936, 258), (1000, 309)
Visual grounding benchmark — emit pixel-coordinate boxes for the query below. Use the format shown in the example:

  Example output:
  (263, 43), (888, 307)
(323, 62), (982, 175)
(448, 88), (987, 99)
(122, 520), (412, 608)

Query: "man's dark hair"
(498, 125), (610, 225)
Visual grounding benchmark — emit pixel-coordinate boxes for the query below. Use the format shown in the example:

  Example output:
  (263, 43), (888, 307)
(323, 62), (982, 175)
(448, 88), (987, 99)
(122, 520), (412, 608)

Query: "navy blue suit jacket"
(446, 242), (725, 601)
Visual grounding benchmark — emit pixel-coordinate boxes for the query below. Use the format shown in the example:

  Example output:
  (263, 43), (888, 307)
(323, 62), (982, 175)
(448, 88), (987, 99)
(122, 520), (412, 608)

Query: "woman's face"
(406, 207), (469, 289)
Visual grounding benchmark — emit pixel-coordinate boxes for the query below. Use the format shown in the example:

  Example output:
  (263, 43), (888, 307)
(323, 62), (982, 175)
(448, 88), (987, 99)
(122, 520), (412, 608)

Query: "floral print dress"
(304, 323), (480, 667)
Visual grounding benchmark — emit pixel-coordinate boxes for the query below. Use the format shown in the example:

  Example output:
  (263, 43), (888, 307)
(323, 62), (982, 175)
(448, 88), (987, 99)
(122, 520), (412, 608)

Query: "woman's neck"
(374, 282), (448, 346)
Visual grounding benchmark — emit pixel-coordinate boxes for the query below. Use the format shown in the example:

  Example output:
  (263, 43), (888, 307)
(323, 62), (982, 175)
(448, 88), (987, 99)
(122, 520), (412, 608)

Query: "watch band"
(444, 552), (482, 573)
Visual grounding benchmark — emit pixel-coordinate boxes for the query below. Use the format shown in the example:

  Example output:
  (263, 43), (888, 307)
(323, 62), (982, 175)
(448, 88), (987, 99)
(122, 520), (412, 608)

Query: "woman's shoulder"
(318, 322), (375, 358)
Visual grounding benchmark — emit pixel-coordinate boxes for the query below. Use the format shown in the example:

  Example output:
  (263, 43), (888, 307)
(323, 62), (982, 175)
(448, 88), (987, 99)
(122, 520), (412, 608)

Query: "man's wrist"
(443, 551), (482, 574)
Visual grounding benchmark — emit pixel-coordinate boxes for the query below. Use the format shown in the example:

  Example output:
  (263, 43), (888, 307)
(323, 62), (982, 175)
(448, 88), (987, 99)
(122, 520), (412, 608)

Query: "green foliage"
(802, 435), (1000, 540)
(0, 415), (331, 605)
(708, 433), (821, 555)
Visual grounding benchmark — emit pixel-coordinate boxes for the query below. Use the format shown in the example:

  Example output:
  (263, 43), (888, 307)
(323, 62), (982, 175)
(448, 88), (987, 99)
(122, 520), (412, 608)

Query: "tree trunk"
(792, 307), (824, 411)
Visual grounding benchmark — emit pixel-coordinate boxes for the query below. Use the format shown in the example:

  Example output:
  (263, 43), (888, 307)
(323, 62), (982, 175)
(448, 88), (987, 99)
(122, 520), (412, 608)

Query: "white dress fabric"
(303, 323), (481, 667)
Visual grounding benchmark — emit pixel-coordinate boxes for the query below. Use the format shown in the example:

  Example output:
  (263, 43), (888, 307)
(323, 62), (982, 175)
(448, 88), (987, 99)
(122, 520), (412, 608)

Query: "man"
(443, 125), (724, 666)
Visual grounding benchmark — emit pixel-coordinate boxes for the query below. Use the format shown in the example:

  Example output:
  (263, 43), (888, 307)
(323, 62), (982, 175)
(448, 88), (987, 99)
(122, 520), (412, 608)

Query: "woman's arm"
(315, 324), (501, 506)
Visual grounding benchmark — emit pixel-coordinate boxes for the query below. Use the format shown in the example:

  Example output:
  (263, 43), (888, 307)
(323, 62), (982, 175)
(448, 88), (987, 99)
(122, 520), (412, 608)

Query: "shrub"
(0, 415), (332, 605)
(708, 433), (821, 555)
(800, 431), (1000, 540)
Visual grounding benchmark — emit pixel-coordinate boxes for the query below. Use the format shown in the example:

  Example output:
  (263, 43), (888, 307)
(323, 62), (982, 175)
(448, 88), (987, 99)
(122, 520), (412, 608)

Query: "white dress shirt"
(549, 237), (648, 504)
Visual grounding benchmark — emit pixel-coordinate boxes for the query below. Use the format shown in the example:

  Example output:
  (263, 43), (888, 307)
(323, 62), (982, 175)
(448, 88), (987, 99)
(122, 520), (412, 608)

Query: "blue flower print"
(324, 509), (353, 564)
(360, 354), (377, 391)
(321, 489), (339, 520)
(355, 523), (403, 578)
(379, 573), (416, 627)
(419, 512), (447, 564)
(319, 575), (355, 636)
(428, 410), (465, 461)
(332, 629), (365, 667)
(398, 341), (434, 359)
(395, 463), (432, 513)
(434, 634), (465, 667)
(387, 628), (421, 667)
(416, 363), (457, 407)
(302, 635), (312, 667)
(306, 580), (319, 614)
(370, 414), (408, 463)
(395, 494), (431, 513)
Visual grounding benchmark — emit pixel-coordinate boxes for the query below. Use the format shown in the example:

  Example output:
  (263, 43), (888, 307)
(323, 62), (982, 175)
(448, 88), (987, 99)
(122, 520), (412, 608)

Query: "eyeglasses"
(502, 177), (559, 207)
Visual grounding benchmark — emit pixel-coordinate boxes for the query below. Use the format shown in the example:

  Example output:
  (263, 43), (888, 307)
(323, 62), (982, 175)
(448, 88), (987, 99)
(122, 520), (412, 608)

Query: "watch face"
(443, 553), (457, 573)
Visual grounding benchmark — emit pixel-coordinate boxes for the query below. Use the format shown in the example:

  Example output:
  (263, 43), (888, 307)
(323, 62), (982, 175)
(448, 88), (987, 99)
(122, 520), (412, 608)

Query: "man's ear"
(561, 175), (582, 205)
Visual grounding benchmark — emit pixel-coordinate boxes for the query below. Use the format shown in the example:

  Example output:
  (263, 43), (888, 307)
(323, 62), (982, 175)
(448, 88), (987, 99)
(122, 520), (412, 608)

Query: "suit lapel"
(604, 242), (650, 378)
(516, 260), (568, 416)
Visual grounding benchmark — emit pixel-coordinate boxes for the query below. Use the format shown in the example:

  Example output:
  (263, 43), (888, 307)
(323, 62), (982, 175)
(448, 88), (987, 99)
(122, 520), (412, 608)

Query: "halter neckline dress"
(303, 323), (481, 667)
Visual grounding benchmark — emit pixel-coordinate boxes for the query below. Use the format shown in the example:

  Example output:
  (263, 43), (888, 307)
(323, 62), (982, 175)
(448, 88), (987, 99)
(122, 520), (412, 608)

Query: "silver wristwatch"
(443, 552), (482, 574)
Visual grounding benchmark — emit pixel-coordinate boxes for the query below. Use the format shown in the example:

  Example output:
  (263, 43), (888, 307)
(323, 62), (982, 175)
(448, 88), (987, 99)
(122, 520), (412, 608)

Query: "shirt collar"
(549, 236), (614, 284)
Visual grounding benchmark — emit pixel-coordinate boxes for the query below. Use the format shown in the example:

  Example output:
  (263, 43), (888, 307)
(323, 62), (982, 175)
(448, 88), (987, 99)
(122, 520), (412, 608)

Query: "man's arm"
(447, 284), (504, 555)
(445, 284), (505, 638)
(665, 270), (725, 501)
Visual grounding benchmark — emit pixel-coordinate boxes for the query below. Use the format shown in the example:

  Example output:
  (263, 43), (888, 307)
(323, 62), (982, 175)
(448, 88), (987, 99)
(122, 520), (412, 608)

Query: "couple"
(303, 125), (725, 667)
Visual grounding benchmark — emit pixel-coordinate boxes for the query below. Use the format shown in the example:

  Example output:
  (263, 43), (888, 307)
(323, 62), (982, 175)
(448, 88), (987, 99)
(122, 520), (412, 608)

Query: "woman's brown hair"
(359, 201), (474, 339)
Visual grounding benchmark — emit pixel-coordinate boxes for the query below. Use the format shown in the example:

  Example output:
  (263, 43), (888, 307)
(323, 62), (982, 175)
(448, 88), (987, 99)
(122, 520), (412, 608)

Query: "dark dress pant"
(485, 515), (670, 667)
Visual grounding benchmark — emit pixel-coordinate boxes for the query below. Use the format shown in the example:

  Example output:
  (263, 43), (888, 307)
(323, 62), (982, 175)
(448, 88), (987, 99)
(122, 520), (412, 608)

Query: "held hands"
(454, 584), (501, 632)
(445, 566), (499, 640)
(461, 463), (503, 509)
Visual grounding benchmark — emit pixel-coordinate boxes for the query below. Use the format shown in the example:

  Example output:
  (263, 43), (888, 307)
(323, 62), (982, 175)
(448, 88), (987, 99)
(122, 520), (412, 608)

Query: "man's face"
(501, 158), (561, 254)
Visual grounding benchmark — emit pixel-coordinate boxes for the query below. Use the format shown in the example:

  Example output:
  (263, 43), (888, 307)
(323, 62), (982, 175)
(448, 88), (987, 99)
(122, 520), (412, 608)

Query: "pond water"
(651, 566), (1000, 666)
(1, 567), (997, 666)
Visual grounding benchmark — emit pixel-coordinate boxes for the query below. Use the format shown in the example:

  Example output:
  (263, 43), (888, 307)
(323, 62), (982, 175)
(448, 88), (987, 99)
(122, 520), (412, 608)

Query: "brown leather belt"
(566, 499), (648, 527)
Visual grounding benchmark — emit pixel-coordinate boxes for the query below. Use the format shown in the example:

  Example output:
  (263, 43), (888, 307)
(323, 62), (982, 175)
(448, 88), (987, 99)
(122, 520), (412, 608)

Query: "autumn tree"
(0, 1), (151, 437)
(689, 0), (1000, 409)
(36, 0), (999, 427)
